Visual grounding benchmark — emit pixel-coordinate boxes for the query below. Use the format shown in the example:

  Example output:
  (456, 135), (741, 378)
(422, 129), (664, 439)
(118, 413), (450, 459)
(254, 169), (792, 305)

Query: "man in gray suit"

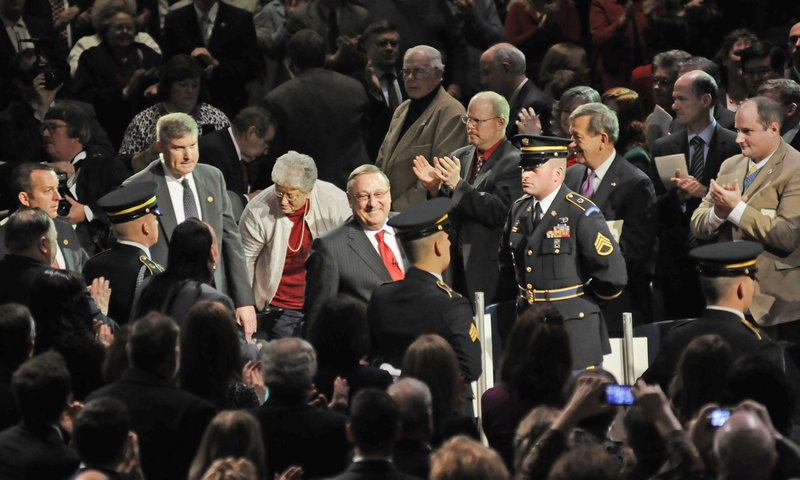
(412, 91), (521, 302)
(652, 70), (740, 319)
(304, 164), (407, 325)
(123, 113), (257, 338)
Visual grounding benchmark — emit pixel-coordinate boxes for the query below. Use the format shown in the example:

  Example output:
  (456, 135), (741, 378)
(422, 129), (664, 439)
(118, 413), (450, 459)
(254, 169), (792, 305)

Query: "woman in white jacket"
(239, 151), (351, 338)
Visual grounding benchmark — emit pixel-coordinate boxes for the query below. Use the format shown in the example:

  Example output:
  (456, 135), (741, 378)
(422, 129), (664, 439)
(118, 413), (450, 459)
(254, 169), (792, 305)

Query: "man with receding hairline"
(652, 70), (740, 319)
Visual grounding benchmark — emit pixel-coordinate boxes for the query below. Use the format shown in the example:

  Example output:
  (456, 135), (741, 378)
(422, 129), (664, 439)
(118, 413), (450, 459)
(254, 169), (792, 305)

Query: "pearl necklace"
(286, 201), (310, 253)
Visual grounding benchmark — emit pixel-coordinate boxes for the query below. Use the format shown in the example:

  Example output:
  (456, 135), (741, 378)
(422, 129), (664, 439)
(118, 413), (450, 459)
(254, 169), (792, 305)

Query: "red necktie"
(375, 230), (404, 281)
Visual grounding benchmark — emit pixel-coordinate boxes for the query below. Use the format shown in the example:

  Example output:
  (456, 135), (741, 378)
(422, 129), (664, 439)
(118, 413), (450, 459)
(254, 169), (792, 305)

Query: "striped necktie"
(743, 164), (761, 192)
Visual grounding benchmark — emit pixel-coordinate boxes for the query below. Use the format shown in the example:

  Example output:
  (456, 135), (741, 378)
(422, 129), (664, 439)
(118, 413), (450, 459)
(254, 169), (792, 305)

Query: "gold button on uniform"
(579, 312), (584, 318)
(526, 267), (532, 272)
(526, 284), (532, 289)
(527, 250), (533, 255)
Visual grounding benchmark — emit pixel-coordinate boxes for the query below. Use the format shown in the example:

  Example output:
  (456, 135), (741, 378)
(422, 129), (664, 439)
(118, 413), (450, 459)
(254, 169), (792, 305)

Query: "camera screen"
(710, 409), (731, 427)
(605, 384), (634, 405)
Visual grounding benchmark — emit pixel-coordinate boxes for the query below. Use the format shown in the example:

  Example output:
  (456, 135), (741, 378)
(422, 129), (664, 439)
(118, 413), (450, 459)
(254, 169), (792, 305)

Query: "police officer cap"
(98, 182), (162, 224)
(689, 241), (763, 277)
(513, 134), (572, 169)
(388, 197), (452, 241)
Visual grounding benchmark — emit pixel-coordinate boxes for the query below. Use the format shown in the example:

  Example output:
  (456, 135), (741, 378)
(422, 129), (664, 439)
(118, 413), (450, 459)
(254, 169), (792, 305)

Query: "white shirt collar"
(117, 239), (152, 258)
(589, 148), (617, 182)
(749, 145), (779, 170)
(705, 305), (745, 320)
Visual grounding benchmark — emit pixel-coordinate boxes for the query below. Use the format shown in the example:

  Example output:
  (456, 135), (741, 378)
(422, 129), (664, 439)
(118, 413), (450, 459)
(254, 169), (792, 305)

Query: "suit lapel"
(460, 145), (476, 181)
(153, 164), (177, 242)
(592, 154), (622, 207)
(346, 219), (391, 279)
(745, 141), (786, 196)
(472, 141), (509, 188)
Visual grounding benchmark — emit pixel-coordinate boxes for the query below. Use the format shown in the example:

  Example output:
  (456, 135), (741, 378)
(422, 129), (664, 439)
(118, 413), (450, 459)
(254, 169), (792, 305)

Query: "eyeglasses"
(39, 123), (67, 134)
(274, 190), (305, 202)
(400, 68), (432, 79)
(350, 190), (388, 203)
(460, 115), (500, 126)
(375, 39), (399, 48)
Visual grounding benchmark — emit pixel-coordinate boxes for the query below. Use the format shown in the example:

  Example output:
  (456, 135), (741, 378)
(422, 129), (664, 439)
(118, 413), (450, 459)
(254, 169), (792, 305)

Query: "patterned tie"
(200, 13), (212, 46)
(375, 230), (404, 281)
(384, 72), (400, 111)
(581, 171), (597, 198)
(12, 22), (29, 52)
(689, 136), (705, 180)
(743, 164), (761, 192)
(468, 152), (485, 183)
(182, 178), (199, 219)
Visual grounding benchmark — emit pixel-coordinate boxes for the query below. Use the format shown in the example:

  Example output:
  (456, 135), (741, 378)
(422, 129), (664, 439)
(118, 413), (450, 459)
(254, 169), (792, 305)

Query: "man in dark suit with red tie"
(412, 91), (521, 303)
(652, 70), (740, 319)
(304, 164), (405, 326)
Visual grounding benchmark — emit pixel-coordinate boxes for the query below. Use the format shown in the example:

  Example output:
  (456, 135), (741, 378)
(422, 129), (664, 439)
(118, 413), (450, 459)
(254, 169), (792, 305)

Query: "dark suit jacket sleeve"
(217, 168), (256, 308)
(442, 298), (482, 381)
(304, 237), (339, 323)
(617, 172), (657, 276)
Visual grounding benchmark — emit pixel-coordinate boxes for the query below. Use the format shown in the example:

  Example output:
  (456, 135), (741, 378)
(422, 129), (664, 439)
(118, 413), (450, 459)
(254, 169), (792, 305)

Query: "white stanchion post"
(474, 291), (494, 446)
(622, 312), (635, 385)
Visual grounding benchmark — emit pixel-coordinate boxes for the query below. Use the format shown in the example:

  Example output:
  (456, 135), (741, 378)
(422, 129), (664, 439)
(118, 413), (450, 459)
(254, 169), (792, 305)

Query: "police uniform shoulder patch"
(566, 192), (596, 211)
(514, 194), (532, 204)
(594, 232), (614, 256)
(436, 281), (461, 298)
(139, 255), (164, 275)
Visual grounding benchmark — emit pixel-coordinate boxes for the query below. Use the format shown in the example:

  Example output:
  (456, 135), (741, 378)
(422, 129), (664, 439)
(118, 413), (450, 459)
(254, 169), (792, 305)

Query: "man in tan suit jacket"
(691, 97), (800, 339)
(376, 45), (467, 211)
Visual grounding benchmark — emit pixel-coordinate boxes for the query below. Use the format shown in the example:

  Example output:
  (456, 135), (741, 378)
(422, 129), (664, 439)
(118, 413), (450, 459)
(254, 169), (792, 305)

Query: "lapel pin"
(610, 182), (617, 187)
(550, 211), (557, 216)
(63, 239), (68, 245)
(207, 196), (214, 203)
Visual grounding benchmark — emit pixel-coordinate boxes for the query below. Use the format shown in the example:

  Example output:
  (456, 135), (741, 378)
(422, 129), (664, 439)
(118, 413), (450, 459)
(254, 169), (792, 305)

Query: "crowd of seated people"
(2, 1), (800, 479)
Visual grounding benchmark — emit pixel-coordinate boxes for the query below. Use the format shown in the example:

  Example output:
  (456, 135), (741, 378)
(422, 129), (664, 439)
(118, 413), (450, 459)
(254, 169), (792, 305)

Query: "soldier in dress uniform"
(82, 182), (163, 323)
(368, 197), (482, 383)
(641, 241), (785, 389)
(498, 136), (628, 370)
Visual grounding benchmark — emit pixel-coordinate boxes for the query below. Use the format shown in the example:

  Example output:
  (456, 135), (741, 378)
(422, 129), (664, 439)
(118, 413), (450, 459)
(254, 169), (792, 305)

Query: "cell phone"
(605, 384), (634, 405)
(710, 409), (731, 427)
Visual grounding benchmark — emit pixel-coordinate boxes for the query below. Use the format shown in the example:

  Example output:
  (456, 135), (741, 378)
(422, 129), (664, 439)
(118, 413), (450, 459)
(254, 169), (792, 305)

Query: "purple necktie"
(581, 171), (597, 198)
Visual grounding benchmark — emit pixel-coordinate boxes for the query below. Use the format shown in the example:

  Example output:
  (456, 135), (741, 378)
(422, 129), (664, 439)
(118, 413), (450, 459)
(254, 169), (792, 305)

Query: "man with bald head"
(479, 43), (553, 139)
(787, 22), (800, 84)
(652, 70), (740, 319)
(412, 91), (521, 302)
(691, 97), (800, 341)
(713, 409), (777, 480)
(376, 45), (466, 211)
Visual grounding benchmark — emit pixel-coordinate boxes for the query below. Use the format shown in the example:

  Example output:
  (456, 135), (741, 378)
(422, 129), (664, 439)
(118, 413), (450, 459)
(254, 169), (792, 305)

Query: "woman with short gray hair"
(239, 151), (351, 338)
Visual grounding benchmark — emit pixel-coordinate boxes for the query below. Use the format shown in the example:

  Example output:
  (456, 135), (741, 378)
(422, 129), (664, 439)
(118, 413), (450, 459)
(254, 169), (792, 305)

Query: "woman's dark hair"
(602, 88), (646, 152)
(669, 334), (732, 423)
(29, 269), (93, 354)
(188, 410), (266, 480)
(723, 352), (797, 435)
(307, 295), (370, 373)
(158, 54), (204, 103)
(132, 218), (214, 320)
(500, 305), (570, 407)
(179, 301), (242, 407)
(401, 334), (462, 440)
